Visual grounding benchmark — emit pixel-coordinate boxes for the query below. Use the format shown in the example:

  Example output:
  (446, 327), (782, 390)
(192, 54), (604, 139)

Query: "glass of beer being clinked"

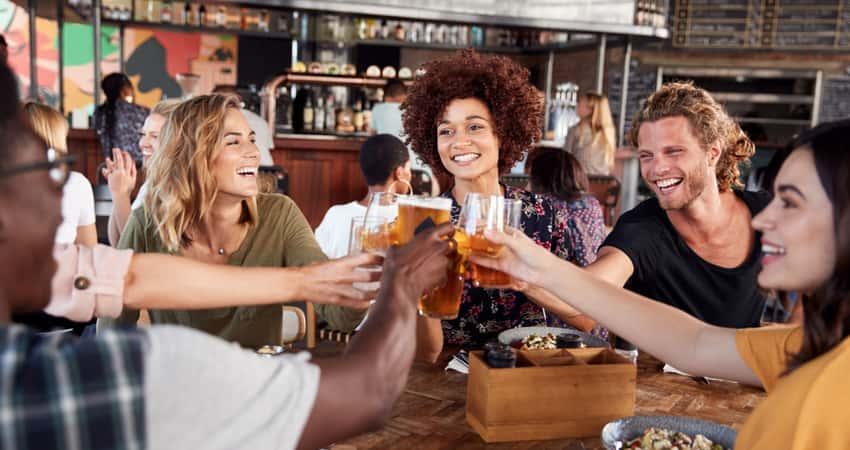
(458, 193), (521, 289)
(396, 195), (467, 319)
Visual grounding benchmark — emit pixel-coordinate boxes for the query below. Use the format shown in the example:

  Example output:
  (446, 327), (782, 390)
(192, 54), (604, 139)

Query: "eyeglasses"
(0, 148), (76, 187)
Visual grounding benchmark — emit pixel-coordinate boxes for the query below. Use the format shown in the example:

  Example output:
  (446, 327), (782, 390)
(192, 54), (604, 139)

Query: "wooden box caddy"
(466, 348), (637, 442)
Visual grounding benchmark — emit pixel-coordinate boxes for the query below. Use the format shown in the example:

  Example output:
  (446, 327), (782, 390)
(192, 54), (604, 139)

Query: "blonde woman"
(98, 94), (354, 348)
(563, 92), (617, 175)
(103, 99), (180, 245)
(22, 101), (97, 247)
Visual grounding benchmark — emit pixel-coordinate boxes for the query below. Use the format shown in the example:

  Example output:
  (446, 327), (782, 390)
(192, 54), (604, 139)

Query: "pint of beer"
(459, 195), (522, 289)
(396, 196), (466, 319)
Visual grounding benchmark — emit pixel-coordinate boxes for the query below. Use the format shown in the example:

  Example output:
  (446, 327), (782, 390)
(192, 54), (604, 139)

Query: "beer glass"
(459, 194), (521, 289)
(396, 196), (466, 319)
(348, 216), (392, 295)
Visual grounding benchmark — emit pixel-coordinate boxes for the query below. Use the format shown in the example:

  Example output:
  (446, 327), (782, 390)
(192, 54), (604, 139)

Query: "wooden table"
(330, 348), (766, 450)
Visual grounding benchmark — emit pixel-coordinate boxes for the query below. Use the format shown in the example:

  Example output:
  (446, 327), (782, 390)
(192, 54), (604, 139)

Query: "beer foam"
(398, 196), (452, 210)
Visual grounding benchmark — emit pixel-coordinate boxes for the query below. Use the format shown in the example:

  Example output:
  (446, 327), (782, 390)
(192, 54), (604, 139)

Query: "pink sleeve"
(47, 244), (134, 321)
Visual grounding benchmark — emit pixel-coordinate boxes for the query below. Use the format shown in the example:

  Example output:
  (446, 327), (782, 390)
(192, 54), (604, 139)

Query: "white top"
(314, 201), (398, 259)
(144, 326), (319, 449)
(241, 108), (275, 166)
(55, 171), (96, 244)
(131, 180), (149, 210)
(370, 102), (434, 177)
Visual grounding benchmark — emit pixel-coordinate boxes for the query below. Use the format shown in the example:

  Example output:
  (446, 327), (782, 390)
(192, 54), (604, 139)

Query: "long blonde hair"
(580, 92), (617, 167)
(21, 101), (69, 153)
(144, 94), (258, 252)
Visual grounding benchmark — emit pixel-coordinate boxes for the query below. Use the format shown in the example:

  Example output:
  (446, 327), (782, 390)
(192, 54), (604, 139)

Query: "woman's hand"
(295, 253), (384, 309)
(469, 227), (556, 286)
(102, 148), (137, 198)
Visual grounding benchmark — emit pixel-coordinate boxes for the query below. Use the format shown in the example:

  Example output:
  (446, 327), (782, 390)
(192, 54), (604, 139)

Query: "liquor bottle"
(357, 18), (368, 40)
(258, 10), (269, 31)
(240, 8), (247, 30)
(303, 95), (314, 131)
(362, 100), (372, 133)
(197, 3), (206, 26)
(275, 88), (293, 132)
(324, 95), (336, 132)
(380, 20), (390, 40)
(182, 2), (192, 25)
(215, 6), (225, 27)
(424, 23), (435, 43)
(145, 0), (155, 21)
(314, 96), (325, 131)
(352, 99), (364, 132)
(160, 0), (172, 23)
(394, 22), (406, 41)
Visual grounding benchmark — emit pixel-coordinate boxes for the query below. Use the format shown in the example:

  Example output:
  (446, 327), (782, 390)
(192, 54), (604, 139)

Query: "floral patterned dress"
(542, 194), (608, 339)
(440, 186), (571, 347)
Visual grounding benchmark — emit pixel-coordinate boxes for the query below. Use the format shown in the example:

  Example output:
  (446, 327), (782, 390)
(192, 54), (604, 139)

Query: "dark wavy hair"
(100, 72), (132, 151)
(785, 119), (850, 373)
(629, 82), (754, 191)
(401, 49), (542, 180)
(529, 149), (589, 203)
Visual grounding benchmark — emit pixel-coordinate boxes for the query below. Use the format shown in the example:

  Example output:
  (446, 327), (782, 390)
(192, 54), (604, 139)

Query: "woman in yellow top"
(563, 92), (617, 175)
(473, 118), (850, 449)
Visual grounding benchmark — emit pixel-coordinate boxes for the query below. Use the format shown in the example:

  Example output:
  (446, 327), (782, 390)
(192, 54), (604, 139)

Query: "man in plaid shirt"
(0, 62), (455, 450)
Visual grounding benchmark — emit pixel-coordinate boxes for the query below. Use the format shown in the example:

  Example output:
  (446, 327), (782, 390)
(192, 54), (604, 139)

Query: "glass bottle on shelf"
(362, 100), (372, 133)
(424, 23), (435, 43)
(324, 95), (336, 132)
(394, 22), (406, 41)
(314, 96), (325, 132)
(303, 95), (314, 132)
(352, 98), (364, 133)
(240, 8), (248, 30)
(145, 0), (155, 21)
(380, 20), (390, 40)
(181, 2), (191, 25)
(357, 18), (368, 40)
(276, 87), (293, 132)
(471, 26), (484, 47)
(160, 0), (172, 23)
(409, 22), (422, 42)
(197, 3), (206, 26)
(258, 10), (270, 31)
(367, 19), (379, 40)
(215, 6), (226, 27)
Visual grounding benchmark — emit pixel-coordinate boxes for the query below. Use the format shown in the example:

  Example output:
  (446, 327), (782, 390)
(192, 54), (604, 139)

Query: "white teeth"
(762, 244), (786, 255)
(452, 153), (480, 162)
(656, 178), (682, 189)
(237, 167), (257, 176)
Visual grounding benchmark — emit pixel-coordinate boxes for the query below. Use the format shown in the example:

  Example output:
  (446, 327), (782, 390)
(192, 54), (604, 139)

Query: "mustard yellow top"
(735, 326), (850, 449)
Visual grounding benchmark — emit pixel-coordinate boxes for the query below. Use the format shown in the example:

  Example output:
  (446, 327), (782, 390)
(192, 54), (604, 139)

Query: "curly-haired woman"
(98, 94), (362, 348)
(403, 50), (589, 360)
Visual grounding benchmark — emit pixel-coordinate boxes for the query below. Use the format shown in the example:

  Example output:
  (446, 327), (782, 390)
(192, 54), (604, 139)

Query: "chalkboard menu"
(608, 63), (658, 144)
(672, 0), (850, 50)
(820, 77), (850, 123)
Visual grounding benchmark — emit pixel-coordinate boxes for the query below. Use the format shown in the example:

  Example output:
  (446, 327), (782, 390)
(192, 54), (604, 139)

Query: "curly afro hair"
(401, 49), (543, 180)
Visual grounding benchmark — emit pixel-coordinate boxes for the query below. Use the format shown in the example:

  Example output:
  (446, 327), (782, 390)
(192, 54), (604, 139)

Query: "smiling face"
(637, 116), (720, 210)
(752, 148), (836, 293)
(436, 97), (501, 183)
(211, 109), (260, 200)
(139, 113), (167, 162)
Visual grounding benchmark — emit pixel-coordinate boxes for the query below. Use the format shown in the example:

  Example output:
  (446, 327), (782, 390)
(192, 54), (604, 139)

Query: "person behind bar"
(103, 99), (181, 245)
(315, 134), (411, 260)
(0, 60), (456, 450)
(576, 82), (770, 331)
(563, 92), (617, 176)
(93, 73), (149, 162)
(98, 94), (363, 348)
(472, 119), (850, 450)
(403, 49), (587, 361)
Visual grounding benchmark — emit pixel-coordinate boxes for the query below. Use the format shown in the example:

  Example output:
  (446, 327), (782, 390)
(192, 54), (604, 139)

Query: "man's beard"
(657, 165), (709, 210)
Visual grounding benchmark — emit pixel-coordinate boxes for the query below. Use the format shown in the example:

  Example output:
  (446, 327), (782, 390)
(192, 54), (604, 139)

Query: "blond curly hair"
(629, 82), (754, 191)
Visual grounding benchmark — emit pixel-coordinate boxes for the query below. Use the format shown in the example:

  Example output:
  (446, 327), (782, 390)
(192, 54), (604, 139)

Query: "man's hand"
(102, 148), (137, 198)
(381, 223), (454, 305)
(295, 253), (383, 309)
(468, 227), (555, 286)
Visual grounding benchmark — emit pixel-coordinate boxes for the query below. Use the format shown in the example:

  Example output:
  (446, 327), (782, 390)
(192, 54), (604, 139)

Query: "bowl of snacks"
(498, 326), (609, 350)
(601, 415), (735, 449)
(256, 345), (286, 357)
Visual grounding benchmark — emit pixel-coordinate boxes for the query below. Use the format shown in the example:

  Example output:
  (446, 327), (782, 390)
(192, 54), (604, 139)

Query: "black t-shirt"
(602, 190), (771, 328)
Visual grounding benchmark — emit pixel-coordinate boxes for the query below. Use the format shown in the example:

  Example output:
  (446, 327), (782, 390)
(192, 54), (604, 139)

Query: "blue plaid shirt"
(0, 325), (147, 450)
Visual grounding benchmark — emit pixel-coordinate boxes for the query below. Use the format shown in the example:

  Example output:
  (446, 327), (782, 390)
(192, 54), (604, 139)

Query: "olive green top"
(97, 193), (364, 348)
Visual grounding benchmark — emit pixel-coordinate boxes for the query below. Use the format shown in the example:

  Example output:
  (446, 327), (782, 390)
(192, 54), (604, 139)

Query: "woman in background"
(563, 92), (616, 175)
(93, 72), (149, 162)
(22, 101), (97, 247)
